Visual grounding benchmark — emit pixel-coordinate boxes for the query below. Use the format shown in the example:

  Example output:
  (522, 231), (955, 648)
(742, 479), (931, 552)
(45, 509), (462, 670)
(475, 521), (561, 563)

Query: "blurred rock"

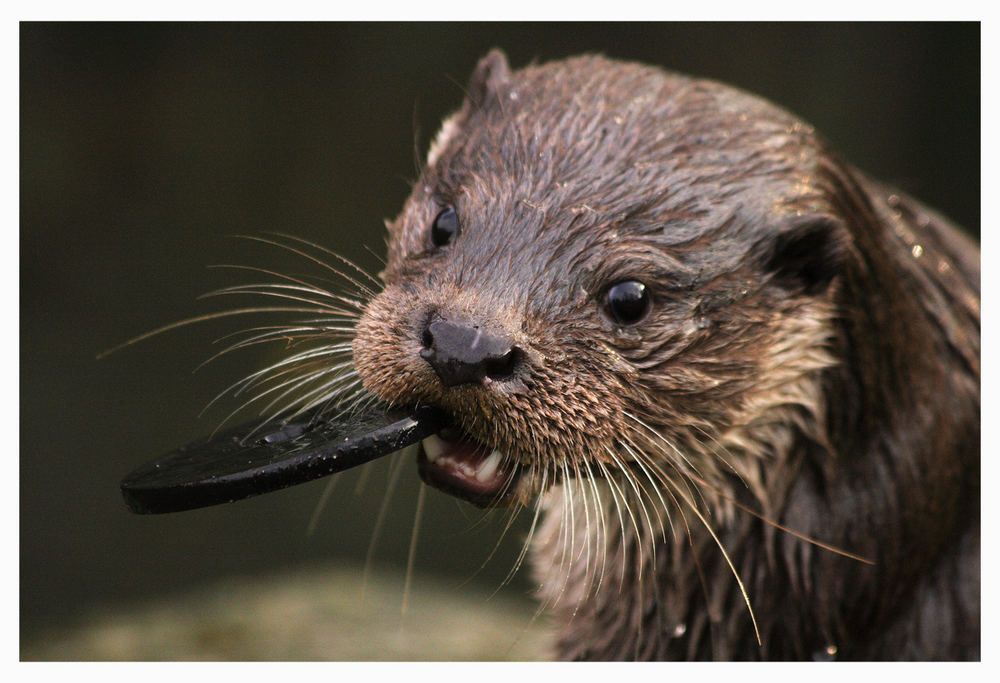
(21, 563), (551, 661)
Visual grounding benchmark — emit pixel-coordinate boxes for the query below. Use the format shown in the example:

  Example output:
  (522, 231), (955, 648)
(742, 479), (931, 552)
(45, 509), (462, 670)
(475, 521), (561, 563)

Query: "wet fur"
(352, 51), (980, 660)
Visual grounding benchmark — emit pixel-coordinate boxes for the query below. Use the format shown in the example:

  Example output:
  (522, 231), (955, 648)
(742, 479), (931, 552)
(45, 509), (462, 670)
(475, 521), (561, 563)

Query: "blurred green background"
(20, 22), (979, 659)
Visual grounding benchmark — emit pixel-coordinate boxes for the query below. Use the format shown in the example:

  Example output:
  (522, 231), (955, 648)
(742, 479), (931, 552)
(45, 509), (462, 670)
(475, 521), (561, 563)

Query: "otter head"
(352, 50), (849, 513)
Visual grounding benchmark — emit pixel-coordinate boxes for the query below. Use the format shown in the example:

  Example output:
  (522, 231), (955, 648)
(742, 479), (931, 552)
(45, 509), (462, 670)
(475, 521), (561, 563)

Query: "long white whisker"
(401, 482), (427, 616)
(235, 233), (380, 299)
(207, 261), (372, 305)
(305, 473), (341, 536)
(619, 440), (672, 544)
(606, 448), (659, 565)
(362, 451), (408, 597)
(570, 459), (593, 594)
(200, 285), (364, 317)
(96, 306), (347, 359)
(503, 468), (547, 590)
(623, 411), (701, 477)
(582, 460), (608, 597)
(262, 231), (384, 291)
(255, 361), (356, 415)
(663, 476), (761, 646)
(594, 458), (632, 591)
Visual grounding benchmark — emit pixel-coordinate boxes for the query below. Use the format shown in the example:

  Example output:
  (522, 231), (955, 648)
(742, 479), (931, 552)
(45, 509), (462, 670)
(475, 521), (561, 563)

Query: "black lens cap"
(120, 404), (446, 514)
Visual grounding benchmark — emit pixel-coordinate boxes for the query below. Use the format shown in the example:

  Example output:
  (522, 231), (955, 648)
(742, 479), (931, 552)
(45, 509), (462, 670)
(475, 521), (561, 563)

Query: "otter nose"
(419, 315), (520, 387)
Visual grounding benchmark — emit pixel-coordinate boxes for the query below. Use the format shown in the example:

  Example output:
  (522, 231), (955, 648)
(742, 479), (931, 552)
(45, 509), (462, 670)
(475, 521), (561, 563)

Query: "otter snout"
(419, 313), (522, 387)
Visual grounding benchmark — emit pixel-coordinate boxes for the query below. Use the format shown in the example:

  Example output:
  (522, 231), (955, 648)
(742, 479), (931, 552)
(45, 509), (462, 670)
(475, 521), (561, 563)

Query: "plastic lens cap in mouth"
(119, 404), (447, 514)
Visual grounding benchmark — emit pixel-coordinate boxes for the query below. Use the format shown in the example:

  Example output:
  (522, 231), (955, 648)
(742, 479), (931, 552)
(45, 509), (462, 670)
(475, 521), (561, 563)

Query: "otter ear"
(759, 214), (849, 295)
(467, 49), (512, 109)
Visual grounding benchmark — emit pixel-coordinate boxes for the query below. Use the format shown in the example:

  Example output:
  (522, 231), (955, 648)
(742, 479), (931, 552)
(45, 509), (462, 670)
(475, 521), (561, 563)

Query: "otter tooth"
(475, 449), (503, 482)
(422, 434), (447, 462)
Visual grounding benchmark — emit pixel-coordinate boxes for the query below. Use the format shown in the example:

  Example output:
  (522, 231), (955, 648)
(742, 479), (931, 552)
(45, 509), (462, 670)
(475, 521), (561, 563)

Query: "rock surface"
(22, 563), (551, 661)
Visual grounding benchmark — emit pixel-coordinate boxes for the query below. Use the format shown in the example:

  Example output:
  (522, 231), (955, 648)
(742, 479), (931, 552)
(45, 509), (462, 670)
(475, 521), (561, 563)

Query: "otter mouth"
(417, 425), (522, 508)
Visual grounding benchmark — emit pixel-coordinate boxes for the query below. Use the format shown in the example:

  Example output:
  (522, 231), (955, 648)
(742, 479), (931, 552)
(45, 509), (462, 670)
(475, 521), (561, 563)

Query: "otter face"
(352, 51), (847, 511)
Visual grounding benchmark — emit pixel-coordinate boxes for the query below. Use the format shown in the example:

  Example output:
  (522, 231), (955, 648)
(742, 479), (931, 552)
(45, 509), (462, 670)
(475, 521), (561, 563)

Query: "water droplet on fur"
(672, 623), (687, 637)
(812, 644), (838, 661)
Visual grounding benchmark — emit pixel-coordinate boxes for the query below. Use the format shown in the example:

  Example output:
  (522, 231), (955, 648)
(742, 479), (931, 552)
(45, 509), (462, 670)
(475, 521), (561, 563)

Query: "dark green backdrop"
(20, 22), (979, 642)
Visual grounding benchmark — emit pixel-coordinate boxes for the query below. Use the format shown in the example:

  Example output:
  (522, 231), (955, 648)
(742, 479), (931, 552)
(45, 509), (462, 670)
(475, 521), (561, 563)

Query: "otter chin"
(350, 51), (980, 660)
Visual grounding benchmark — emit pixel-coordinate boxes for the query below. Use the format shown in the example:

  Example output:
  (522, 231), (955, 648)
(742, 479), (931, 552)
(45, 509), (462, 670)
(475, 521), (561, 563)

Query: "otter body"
(351, 52), (980, 660)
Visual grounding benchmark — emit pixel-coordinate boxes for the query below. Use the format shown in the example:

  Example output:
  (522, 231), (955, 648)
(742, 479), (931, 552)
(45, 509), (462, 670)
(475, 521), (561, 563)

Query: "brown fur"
(351, 51), (980, 660)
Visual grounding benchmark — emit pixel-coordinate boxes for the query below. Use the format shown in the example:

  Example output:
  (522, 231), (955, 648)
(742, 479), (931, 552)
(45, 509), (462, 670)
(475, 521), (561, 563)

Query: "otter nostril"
(482, 347), (522, 382)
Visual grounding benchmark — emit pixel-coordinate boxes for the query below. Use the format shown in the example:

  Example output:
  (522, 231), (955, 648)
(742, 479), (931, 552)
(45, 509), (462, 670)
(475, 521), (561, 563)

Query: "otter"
(345, 50), (979, 660)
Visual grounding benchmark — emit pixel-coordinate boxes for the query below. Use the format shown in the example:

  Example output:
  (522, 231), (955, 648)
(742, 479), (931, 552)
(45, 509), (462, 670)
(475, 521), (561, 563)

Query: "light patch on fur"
(534, 477), (673, 613)
(426, 113), (460, 168)
(717, 298), (838, 513)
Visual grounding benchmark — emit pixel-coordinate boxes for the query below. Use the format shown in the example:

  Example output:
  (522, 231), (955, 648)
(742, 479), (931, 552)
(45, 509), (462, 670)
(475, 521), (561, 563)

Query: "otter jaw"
(417, 431), (526, 507)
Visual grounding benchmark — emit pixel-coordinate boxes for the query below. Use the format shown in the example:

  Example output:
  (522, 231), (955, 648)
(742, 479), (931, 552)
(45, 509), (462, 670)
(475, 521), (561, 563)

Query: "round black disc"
(120, 405), (446, 514)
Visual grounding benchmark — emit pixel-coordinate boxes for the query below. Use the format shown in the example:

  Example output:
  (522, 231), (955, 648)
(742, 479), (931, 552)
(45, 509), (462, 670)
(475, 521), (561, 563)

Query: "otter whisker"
(620, 415), (710, 514)
(328, 385), (381, 422)
(594, 457), (637, 590)
(207, 355), (356, 435)
(236, 233), (381, 300)
(361, 451), (408, 598)
(661, 476), (761, 646)
(622, 418), (873, 566)
(258, 370), (363, 428)
(258, 360), (357, 408)
(209, 325), (356, 352)
(198, 335), (353, 378)
(294, 374), (368, 419)
(207, 261), (374, 305)
(260, 231), (385, 291)
(209, 345), (352, 405)
(305, 472), (342, 537)
(224, 354), (353, 412)
(558, 460), (578, 610)
(200, 284), (366, 318)
(501, 467), (547, 592)
(621, 439), (685, 546)
(618, 440), (672, 544)
(570, 458), (596, 596)
(472, 504), (527, 597)
(684, 471), (875, 566)
(401, 482), (427, 616)
(96, 306), (342, 360)
(209, 365), (346, 437)
(581, 459), (609, 597)
(688, 422), (752, 491)
(361, 243), (388, 269)
(201, 277), (357, 305)
(197, 334), (354, 378)
(606, 448), (660, 561)
(622, 412), (702, 479)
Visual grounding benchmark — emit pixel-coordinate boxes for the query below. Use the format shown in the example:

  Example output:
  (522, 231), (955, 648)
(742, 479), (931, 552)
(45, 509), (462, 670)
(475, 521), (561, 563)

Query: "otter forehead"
(388, 53), (830, 295)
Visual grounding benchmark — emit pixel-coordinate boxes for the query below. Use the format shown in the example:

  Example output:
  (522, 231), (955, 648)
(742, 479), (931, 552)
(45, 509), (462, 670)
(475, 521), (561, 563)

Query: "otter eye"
(605, 281), (650, 325)
(430, 206), (459, 248)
